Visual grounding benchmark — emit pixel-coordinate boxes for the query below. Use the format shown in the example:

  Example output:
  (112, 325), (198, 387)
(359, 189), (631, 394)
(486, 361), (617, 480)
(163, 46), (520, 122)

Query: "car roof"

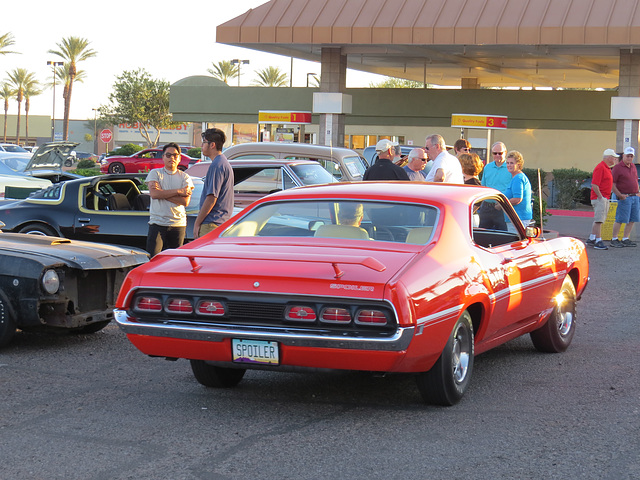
(225, 142), (360, 157)
(185, 158), (323, 178)
(254, 180), (496, 205)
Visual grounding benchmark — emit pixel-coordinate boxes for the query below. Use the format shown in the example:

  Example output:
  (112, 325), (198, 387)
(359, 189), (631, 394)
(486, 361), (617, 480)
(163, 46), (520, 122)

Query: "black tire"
(0, 295), (16, 348)
(190, 360), (246, 387)
(416, 310), (474, 406)
(530, 277), (576, 353)
(108, 162), (125, 174)
(64, 159), (73, 167)
(73, 320), (111, 334)
(18, 223), (57, 236)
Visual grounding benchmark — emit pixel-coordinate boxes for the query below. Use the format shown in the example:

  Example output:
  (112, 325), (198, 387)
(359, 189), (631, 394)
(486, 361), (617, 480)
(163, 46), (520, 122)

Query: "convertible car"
(0, 160), (335, 248)
(0, 223), (148, 347)
(114, 182), (589, 405)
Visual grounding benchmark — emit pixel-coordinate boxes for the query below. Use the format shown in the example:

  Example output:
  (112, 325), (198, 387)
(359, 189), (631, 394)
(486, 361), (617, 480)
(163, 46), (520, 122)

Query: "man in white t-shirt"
(145, 143), (194, 256)
(424, 134), (464, 184)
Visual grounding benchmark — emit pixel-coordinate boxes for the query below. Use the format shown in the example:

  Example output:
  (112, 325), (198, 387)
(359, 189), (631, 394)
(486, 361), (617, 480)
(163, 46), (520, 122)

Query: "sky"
(1, 0), (384, 121)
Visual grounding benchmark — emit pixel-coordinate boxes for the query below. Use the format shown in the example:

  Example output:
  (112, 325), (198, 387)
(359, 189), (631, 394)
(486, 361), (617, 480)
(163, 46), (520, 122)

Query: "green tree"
(0, 83), (15, 142)
(369, 77), (426, 88)
(6, 68), (38, 144)
(252, 66), (288, 87)
(23, 81), (42, 145)
(207, 60), (238, 84)
(0, 32), (17, 56)
(99, 69), (176, 147)
(48, 36), (97, 141)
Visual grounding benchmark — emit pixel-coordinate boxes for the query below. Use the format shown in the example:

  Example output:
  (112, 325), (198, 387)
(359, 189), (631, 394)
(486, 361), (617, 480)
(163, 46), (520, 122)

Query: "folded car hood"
(25, 142), (79, 173)
(0, 233), (148, 270)
(145, 242), (419, 299)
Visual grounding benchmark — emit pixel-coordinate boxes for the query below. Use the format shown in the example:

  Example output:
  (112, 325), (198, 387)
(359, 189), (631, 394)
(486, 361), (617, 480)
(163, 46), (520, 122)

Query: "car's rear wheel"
(0, 294), (16, 348)
(190, 360), (246, 387)
(18, 223), (57, 236)
(416, 310), (474, 406)
(530, 277), (576, 353)
(108, 162), (125, 174)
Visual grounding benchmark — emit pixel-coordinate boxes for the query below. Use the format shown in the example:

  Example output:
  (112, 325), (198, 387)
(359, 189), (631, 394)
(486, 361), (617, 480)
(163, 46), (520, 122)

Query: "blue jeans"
(615, 196), (640, 224)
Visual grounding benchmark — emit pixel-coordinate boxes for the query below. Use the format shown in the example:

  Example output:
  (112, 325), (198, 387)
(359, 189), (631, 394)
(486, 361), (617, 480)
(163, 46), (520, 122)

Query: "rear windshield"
(221, 199), (438, 244)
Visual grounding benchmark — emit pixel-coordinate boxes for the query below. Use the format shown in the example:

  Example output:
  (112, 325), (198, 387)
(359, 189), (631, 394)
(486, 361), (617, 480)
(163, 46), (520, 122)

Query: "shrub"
(187, 147), (201, 158)
(552, 168), (591, 209)
(77, 159), (96, 169)
(74, 168), (101, 177)
(107, 143), (143, 157)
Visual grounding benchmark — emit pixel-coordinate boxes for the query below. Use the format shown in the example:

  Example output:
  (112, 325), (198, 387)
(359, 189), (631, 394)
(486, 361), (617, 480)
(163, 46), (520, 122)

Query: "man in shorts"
(586, 149), (618, 250)
(610, 146), (640, 247)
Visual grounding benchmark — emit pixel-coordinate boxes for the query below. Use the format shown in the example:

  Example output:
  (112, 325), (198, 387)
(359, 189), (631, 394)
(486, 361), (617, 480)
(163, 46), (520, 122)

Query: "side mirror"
(526, 225), (542, 238)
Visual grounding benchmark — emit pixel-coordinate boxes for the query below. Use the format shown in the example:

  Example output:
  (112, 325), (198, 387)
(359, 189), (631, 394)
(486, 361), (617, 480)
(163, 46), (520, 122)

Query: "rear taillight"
(197, 300), (225, 316)
(285, 306), (317, 322)
(135, 296), (162, 312)
(355, 309), (388, 325)
(320, 307), (351, 324)
(166, 298), (193, 314)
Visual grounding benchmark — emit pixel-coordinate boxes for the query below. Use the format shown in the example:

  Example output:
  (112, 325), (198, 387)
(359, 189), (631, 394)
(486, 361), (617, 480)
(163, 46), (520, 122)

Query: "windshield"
(0, 156), (29, 173)
(221, 199), (438, 244)
(1, 145), (28, 153)
(289, 164), (338, 185)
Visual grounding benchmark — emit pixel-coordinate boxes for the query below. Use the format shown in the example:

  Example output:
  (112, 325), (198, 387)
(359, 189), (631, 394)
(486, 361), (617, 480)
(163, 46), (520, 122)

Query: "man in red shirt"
(586, 149), (618, 250)
(610, 146), (640, 248)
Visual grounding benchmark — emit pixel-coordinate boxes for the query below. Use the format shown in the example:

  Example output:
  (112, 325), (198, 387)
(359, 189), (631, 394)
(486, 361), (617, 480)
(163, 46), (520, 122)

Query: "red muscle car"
(115, 182), (589, 405)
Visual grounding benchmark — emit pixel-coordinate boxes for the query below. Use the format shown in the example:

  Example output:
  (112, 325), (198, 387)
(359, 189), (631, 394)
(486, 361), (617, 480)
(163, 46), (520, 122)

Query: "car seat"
(108, 193), (131, 211)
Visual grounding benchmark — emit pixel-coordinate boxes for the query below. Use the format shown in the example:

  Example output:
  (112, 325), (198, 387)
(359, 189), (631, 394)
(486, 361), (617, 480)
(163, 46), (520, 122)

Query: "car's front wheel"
(416, 310), (474, 406)
(530, 277), (576, 353)
(18, 223), (57, 236)
(190, 360), (246, 387)
(108, 162), (125, 174)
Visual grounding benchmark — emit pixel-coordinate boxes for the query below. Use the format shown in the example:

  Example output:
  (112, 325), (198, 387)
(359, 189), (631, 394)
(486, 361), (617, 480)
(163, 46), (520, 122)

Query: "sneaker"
(585, 238), (596, 246)
(610, 239), (624, 248)
(593, 240), (608, 250)
(621, 239), (637, 247)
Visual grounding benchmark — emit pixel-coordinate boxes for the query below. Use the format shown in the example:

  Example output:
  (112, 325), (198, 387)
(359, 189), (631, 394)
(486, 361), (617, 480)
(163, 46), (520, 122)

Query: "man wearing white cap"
(586, 148), (618, 250)
(363, 139), (410, 181)
(610, 146), (640, 247)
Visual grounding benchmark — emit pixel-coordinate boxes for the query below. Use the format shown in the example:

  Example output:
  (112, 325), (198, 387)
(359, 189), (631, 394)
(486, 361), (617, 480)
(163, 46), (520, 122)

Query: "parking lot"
(1, 213), (638, 479)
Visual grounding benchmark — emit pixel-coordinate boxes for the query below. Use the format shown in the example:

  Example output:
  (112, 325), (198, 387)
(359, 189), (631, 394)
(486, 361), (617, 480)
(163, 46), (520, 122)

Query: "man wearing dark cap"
(363, 139), (410, 181)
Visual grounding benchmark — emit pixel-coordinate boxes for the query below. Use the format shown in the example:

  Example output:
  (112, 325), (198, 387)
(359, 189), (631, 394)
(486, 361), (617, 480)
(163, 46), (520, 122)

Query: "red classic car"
(99, 148), (194, 174)
(115, 182), (589, 405)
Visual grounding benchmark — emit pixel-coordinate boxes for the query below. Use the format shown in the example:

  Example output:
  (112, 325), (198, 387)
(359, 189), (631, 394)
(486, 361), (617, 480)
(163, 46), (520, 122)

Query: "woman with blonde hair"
(504, 150), (532, 229)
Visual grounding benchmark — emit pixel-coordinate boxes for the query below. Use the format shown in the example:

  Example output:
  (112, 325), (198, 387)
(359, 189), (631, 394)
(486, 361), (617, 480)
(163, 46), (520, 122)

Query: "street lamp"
(231, 59), (250, 87)
(47, 60), (64, 141)
(306, 73), (319, 87)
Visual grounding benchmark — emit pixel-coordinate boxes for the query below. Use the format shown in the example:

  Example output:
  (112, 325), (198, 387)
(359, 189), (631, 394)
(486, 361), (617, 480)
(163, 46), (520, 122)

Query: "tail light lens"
(197, 300), (225, 316)
(166, 298), (193, 314)
(355, 309), (388, 325)
(135, 296), (162, 312)
(320, 307), (351, 324)
(285, 306), (317, 322)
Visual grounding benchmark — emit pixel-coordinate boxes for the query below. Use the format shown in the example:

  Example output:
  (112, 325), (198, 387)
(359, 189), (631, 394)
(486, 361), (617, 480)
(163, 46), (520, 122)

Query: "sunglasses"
(492, 151), (505, 155)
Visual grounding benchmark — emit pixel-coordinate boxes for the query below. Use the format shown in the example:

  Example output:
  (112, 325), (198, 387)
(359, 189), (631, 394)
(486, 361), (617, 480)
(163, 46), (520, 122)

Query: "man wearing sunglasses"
(479, 142), (511, 230)
(403, 147), (431, 181)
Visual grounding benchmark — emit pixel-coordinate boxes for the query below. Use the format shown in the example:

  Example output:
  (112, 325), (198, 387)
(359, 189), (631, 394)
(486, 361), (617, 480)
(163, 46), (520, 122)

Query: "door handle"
(78, 218), (91, 223)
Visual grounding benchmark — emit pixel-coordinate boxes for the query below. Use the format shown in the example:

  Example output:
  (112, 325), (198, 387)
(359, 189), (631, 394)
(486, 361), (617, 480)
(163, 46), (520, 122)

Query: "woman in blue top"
(505, 150), (532, 230)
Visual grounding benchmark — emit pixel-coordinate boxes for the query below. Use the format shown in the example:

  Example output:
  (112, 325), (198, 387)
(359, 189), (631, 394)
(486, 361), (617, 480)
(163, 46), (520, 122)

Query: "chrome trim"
(114, 309), (413, 351)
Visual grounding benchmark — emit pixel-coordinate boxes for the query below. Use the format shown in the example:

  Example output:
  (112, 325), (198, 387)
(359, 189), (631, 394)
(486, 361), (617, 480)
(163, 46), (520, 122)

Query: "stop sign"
(100, 129), (113, 143)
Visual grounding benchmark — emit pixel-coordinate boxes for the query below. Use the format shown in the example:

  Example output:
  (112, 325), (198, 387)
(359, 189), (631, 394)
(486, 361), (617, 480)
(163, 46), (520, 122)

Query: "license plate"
(232, 339), (279, 365)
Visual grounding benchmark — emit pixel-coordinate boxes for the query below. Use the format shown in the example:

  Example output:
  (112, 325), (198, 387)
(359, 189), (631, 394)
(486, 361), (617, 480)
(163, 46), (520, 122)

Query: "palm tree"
(54, 63), (86, 137)
(207, 60), (239, 84)
(0, 32), (17, 55)
(252, 66), (288, 87)
(6, 68), (38, 144)
(48, 36), (97, 140)
(24, 82), (43, 145)
(0, 83), (16, 142)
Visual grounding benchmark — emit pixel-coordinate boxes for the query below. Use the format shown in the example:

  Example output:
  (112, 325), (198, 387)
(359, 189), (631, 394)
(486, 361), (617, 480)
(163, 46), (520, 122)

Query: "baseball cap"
(603, 148), (619, 157)
(375, 139), (399, 152)
(624, 146), (635, 156)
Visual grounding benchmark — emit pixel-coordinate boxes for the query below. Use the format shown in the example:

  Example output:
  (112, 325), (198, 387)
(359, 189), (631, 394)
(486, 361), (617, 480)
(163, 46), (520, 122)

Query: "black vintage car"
(0, 227), (148, 347)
